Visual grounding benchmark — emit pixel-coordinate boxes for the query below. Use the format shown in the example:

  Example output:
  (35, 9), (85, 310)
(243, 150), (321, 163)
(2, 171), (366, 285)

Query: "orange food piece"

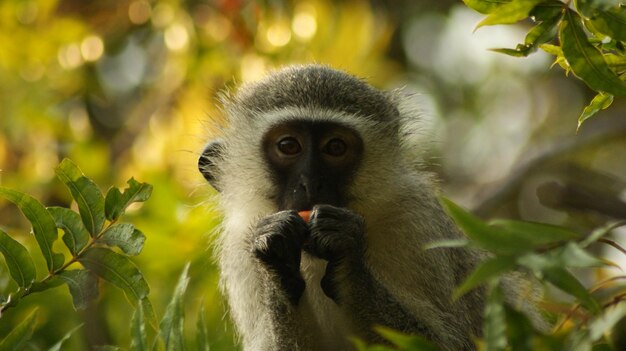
(298, 210), (312, 223)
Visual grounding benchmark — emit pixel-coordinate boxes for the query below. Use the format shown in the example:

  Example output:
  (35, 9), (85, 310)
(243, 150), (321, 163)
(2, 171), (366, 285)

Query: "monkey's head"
(199, 65), (418, 218)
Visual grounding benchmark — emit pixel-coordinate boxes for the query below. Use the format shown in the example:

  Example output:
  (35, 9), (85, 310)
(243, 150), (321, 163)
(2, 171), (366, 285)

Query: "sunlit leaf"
(58, 270), (98, 310)
(0, 230), (36, 288)
(476, 0), (544, 29)
(560, 9), (626, 95)
(48, 324), (83, 351)
(55, 159), (105, 236)
(454, 256), (517, 299)
(105, 178), (153, 221)
(374, 326), (440, 351)
(463, 0), (512, 14)
(79, 248), (149, 303)
(160, 263), (190, 351)
(0, 187), (64, 272)
(490, 46), (533, 57)
(196, 305), (210, 351)
(542, 266), (601, 314)
(590, 7), (626, 41)
(440, 198), (535, 255)
(588, 302), (626, 341)
(540, 43), (563, 55)
(580, 221), (626, 247)
(47, 207), (90, 256)
(0, 309), (37, 351)
(578, 92), (614, 130)
(101, 223), (145, 256)
(483, 284), (507, 351)
(423, 239), (470, 250)
(131, 302), (148, 351)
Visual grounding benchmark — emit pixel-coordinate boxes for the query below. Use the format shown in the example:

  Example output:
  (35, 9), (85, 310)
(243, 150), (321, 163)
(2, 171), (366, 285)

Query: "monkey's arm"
(305, 205), (440, 344)
(248, 210), (309, 350)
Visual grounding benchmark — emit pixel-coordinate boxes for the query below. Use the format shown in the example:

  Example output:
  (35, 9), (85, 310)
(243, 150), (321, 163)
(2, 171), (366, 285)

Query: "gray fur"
(200, 65), (541, 351)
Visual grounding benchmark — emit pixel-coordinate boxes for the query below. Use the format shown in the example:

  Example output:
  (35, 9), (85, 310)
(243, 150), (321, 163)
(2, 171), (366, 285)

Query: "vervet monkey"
(199, 65), (540, 350)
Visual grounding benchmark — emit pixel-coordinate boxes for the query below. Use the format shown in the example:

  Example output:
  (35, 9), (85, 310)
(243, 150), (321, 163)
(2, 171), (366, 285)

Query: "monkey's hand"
(252, 210), (308, 305)
(304, 204), (366, 302)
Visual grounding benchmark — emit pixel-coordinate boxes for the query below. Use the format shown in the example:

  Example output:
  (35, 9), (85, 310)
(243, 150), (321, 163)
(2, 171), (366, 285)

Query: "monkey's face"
(261, 120), (363, 212)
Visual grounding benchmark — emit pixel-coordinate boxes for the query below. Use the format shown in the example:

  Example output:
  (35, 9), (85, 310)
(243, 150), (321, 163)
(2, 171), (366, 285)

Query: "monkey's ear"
(198, 140), (223, 192)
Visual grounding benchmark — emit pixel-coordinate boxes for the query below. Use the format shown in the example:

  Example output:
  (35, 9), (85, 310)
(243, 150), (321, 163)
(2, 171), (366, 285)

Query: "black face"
(263, 120), (363, 211)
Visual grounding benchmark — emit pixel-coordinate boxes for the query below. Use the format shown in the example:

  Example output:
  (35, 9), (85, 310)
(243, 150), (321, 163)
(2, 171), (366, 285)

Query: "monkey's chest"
(298, 253), (353, 349)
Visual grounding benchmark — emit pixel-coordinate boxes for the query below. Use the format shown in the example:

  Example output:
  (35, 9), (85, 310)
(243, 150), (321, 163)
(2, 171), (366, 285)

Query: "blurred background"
(1, 0), (625, 349)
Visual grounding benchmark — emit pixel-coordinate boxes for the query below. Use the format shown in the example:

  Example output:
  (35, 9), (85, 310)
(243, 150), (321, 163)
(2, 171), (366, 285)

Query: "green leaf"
(47, 207), (90, 256)
(160, 263), (190, 351)
(0, 187), (64, 272)
(48, 324), (83, 351)
(440, 198), (535, 255)
(463, 0), (512, 14)
(55, 158), (105, 236)
(578, 92), (614, 130)
(588, 302), (626, 341)
(0, 230), (36, 288)
(542, 266), (601, 314)
(490, 46), (534, 57)
(580, 221), (626, 247)
(454, 255), (517, 299)
(196, 305), (210, 351)
(79, 248), (149, 303)
(550, 242), (606, 268)
(530, 1), (565, 21)
(590, 7), (626, 42)
(504, 305), (535, 351)
(104, 178), (153, 221)
(131, 301), (148, 351)
(0, 309), (37, 351)
(560, 9), (626, 96)
(489, 219), (581, 246)
(422, 239), (470, 250)
(576, 0), (621, 18)
(476, 0), (544, 29)
(58, 270), (98, 310)
(101, 224), (145, 256)
(374, 326), (440, 351)
(483, 284), (507, 351)
(525, 12), (563, 46)
(540, 43), (563, 56)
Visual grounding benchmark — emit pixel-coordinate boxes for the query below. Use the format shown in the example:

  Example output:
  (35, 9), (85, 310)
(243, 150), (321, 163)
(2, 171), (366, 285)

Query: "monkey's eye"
(277, 137), (302, 156)
(324, 138), (347, 157)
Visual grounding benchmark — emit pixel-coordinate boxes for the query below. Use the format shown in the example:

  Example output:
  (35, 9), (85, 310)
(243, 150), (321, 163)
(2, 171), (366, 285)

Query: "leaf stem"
(0, 219), (117, 316)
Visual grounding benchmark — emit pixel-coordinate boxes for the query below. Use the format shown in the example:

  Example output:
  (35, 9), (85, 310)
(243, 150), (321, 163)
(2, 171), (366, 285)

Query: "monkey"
(198, 65), (542, 351)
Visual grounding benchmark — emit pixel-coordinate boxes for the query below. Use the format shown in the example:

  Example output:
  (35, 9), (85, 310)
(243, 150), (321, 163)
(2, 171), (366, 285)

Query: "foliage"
(463, 0), (626, 129)
(358, 199), (626, 351)
(0, 159), (153, 348)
